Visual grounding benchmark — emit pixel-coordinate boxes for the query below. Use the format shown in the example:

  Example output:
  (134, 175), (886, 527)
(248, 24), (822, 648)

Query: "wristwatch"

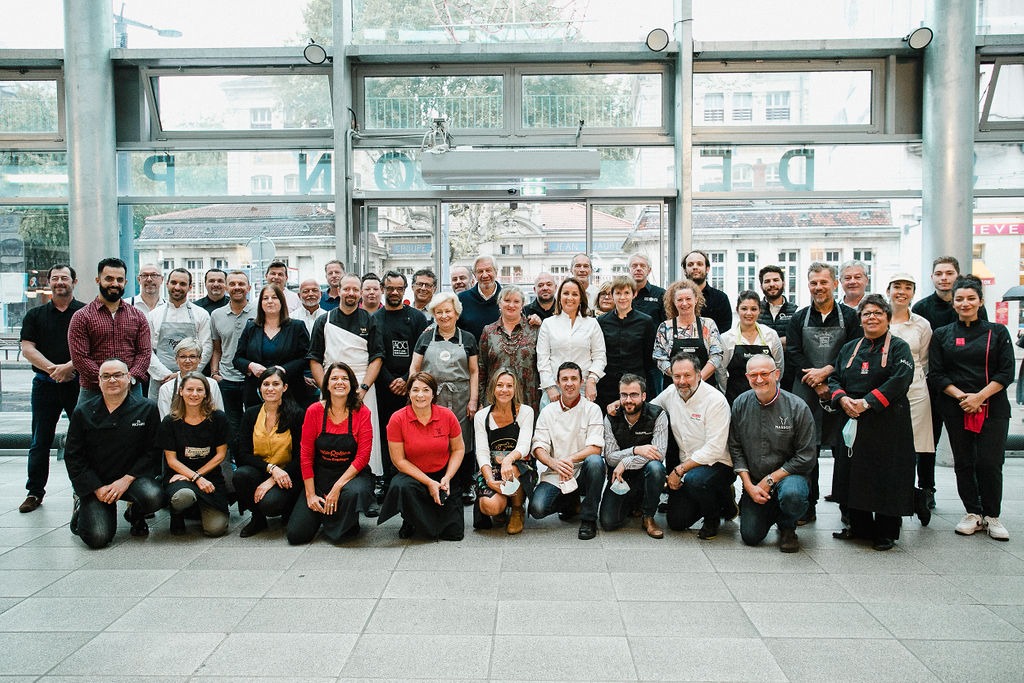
(360, 383), (370, 391)
(765, 475), (775, 488)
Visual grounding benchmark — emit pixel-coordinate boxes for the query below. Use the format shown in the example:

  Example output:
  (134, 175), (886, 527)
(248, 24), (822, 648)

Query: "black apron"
(313, 408), (372, 540)
(475, 407), (535, 498)
(670, 317), (710, 369)
(725, 329), (772, 404)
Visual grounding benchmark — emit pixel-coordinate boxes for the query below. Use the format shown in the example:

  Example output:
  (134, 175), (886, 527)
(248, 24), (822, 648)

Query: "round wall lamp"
(645, 28), (670, 52)
(303, 39), (328, 65)
(904, 26), (933, 50)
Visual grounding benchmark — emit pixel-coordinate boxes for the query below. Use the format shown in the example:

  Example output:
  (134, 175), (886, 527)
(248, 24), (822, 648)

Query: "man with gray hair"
(450, 265), (474, 294)
(457, 254), (502, 341)
(840, 260), (869, 309)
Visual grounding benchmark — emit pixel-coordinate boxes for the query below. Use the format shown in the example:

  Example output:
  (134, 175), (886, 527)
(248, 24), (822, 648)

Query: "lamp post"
(114, 3), (182, 48)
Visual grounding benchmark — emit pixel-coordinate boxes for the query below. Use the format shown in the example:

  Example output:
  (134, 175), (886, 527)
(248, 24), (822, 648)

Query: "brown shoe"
(506, 506), (525, 535)
(19, 495), (41, 513)
(642, 515), (664, 539)
(779, 527), (800, 553)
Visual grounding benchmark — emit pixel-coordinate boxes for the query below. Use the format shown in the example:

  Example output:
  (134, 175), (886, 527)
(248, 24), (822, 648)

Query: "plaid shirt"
(68, 298), (152, 389)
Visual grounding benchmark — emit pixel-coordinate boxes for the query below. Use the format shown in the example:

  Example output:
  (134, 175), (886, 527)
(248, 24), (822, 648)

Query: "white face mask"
(557, 477), (578, 494)
(609, 479), (631, 496)
(499, 478), (521, 496)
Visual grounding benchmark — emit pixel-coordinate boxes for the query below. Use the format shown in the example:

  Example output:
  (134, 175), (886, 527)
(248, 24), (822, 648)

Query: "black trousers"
(942, 410), (1007, 518)
(286, 471), (374, 544)
(76, 477), (165, 549)
(233, 465), (300, 519)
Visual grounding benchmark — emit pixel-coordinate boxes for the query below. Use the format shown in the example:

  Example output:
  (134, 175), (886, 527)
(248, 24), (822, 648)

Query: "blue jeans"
(26, 375), (79, 498)
(739, 474), (809, 546)
(665, 462), (735, 531)
(528, 454), (605, 523)
(599, 459), (667, 530)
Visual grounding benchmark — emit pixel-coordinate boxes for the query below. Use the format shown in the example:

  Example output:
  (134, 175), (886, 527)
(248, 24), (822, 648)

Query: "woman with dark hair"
(234, 284), (312, 407)
(718, 291), (784, 404)
(473, 369), (536, 534)
(159, 372), (230, 537)
(378, 371), (466, 540)
(928, 275), (1015, 541)
(536, 277), (606, 407)
(234, 366), (305, 537)
(653, 278), (723, 385)
(828, 294), (915, 550)
(286, 362), (375, 544)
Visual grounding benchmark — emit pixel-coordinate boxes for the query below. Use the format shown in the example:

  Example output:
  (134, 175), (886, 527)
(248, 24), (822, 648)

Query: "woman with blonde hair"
(652, 279), (723, 384)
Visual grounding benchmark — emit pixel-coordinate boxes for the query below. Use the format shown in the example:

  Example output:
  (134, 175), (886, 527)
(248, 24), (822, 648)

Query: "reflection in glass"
(0, 81), (59, 134)
(364, 76), (503, 129)
(692, 0), (925, 41)
(522, 73), (663, 129)
(0, 205), (69, 333)
(987, 64), (1024, 124)
(0, 152), (68, 198)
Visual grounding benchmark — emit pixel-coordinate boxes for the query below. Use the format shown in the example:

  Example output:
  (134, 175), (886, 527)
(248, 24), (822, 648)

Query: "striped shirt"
(68, 298), (152, 389)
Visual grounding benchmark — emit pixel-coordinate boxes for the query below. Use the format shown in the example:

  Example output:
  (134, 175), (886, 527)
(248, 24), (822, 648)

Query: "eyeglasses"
(744, 370), (776, 380)
(100, 372), (129, 381)
(861, 310), (886, 318)
(413, 282), (435, 289)
(139, 273), (161, 279)
(619, 392), (643, 400)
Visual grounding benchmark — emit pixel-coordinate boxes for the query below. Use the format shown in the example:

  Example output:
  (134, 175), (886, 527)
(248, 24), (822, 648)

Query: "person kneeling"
(63, 359), (165, 549)
(729, 355), (816, 552)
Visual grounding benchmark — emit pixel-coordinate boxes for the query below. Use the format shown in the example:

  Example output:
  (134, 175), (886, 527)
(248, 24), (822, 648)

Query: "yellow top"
(252, 404), (293, 467)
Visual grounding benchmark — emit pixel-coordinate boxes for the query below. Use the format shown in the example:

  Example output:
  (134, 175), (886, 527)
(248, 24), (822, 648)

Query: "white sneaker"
(985, 516), (1009, 541)
(955, 513), (985, 536)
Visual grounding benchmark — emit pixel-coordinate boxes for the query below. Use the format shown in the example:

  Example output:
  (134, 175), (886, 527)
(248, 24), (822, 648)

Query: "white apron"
(324, 322), (381, 475)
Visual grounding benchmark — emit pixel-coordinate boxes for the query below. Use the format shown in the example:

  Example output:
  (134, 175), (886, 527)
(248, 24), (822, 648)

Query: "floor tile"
(0, 596), (138, 631)
(397, 545), (501, 572)
(620, 600), (758, 637)
(766, 637), (939, 682)
(35, 568), (174, 597)
(234, 598), (376, 633)
(612, 571), (733, 602)
(0, 546), (92, 570)
(496, 599), (624, 636)
(498, 572), (614, 600)
(831, 573), (977, 604)
(703, 546), (826, 573)
(865, 602), (1024, 640)
(602, 547), (715, 572)
(0, 632), (95, 675)
(804, 546), (936, 574)
(367, 598), (496, 634)
(342, 634), (492, 679)
(151, 569), (282, 598)
(265, 569), (391, 599)
(383, 570), (499, 600)
(945, 574), (1024, 605)
(500, 547), (608, 572)
(903, 640), (1024, 682)
(49, 631), (224, 676)
(489, 635), (636, 680)
(629, 636), (785, 681)
(0, 569), (69, 597)
(742, 601), (890, 638)
(291, 545), (404, 571)
(721, 572), (855, 603)
(197, 633), (357, 677)
(183, 546), (303, 570)
(106, 596), (258, 632)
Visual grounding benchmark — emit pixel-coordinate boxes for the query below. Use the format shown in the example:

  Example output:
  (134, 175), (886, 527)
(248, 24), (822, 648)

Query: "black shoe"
(472, 505), (493, 530)
(872, 537), (895, 551)
(558, 492), (581, 521)
(720, 484), (739, 521)
(69, 494), (80, 536)
(170, 513), (187, 536)
(125, 504), (149, 537)
(461, 489), (476, 507)
(779, 527), (800, 553)
(823, 493), (836, 503)
(364, 499), (380, 519)
(373, 476), (386, 505)
(915, 488), (932, 527)
(796, 506), (816, 526)
(19, 495), (42, 513)
(926, 489), (936, 510)
(578, 520), (597, 540)
(398, 520), (415, 539)
(832, 528), (860, 541)
(697, 517), (720, 540)
(239, 515), (267, 538)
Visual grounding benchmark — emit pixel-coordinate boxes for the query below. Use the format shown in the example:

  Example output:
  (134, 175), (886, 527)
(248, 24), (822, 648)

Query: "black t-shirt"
(373, 305), (429, 381)
(157, 410), (230, 485)
(194, 295), (228, 315)
(524, 298), (556, 322)
(20, 298), (86, 370)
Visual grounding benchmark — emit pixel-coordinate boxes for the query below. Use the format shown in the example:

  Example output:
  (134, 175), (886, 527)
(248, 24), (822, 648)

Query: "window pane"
(118, 150), (334, 197)
(351, 0), (672, 45)
(154, 74), (333, 132)
(694, 71), (873, 127)
(364, 76), (503, 130)
(0, 152), (68, 198)
(0, 81), (59, 135)
(988, 64), (1024, 124)
(593, 204), (668, 290)
(0, 205), (69, 334)
(974, 143), (1024, 191)
(0, 1), (63, 48)
(522, 73), (663, 129)
(693, 0), (926, 41)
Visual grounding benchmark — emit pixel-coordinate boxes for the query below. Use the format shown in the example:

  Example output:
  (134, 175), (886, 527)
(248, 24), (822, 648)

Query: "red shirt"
(300, 402), (373, 481)
(68, 298), (152, 389)
(386, 404), (461, 474)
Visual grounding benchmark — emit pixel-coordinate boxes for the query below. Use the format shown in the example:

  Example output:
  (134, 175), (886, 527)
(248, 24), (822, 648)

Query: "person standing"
(373, 271), (429, 501)
(147, 268), (212, 400)
(209, 271), (256, 475)
(450, 265), (474, 293)
(63, 359), (164, 548)
(360, 273), (384, 313)
(127, 263), (164, 314)
(729, 354), (816, 552)
(410, 268), (437, 319)
(457, 255), (502, 342)
(478, 285), (540, 413)
(194, 268), (228, 314)
(296, 278), (327, 334)
(19, 264), (85, 513)
(570, 253), (595, 304)
(68, 257), (151, 402)
(652, 279), (723, 387)
(757, 265), (798, 391)
(718, 291), (784, 405)
(629, 253), (667, 394)
(309, 274), (385, 478)
(786, 262), (861, 524)
(320, 259), (344, 311)
(928, 275), (1014, 541)
(524, 271), (557, 327)
(682, 250), (732, 334)
(596, 275), (656, 413)
(839, 260), (868, 309)
(235, 285), (312, 407)
(265, 260), (301, 313)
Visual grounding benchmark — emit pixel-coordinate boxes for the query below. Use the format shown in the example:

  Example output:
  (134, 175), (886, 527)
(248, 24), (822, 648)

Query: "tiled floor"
(1, 455), (1023, 681)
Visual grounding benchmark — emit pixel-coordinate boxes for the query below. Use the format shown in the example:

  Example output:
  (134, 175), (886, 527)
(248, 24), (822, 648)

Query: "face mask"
(557, 477), (578, 494)
(499, 478), (520, 496)
(609, 479), (631, 496)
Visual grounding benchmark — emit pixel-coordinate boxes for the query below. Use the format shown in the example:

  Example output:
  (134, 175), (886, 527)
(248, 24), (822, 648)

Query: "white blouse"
(473, 403), (536, 469)
(536, 312), (607, 390)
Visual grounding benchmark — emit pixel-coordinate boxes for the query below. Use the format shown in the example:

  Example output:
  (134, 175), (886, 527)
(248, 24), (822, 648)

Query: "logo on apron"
(391, 340), (410, 357)
(439, 350), (452, 362)
(815, 330), (836, 347)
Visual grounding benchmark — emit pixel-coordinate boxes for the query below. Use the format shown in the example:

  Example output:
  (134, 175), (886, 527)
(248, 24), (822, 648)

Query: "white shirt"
(474, 404), (535, 469)
(282, 288), (302, 314)
(296, 305), (326, 334)
(157, 373), (225, 419)
(128, 295), (164, 315)
(532, 397), (604, 486)
(536, 312), (607, 390)
(651, 380), (732, 468)
(717, 323), (785, 391)
(147, 302), (213, 381)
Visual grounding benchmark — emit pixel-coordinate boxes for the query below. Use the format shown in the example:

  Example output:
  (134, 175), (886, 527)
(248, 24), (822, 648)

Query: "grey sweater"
(728, 388), (816, 481)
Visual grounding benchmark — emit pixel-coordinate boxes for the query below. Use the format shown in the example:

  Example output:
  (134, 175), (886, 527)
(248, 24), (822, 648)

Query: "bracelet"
(190, 472), (201, 482)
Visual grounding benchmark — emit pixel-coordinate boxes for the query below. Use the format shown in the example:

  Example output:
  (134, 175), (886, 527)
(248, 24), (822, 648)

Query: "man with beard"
(757, 265), (798, 391)
(209, 271), (256, 475)
(598, 374), (668, 539)
(361, 272), (384, 313)
(524, 271), (556, 326)
(373, 270), (429, 502)
(69, 257), (151, 403)
(457, 255), (502, 341)
(18, 264), (85, 513)
(127, 263), (164, 313)
(786, 262), (861, 524)
(654, 353), (734, 540)
(296, 278), (326, 334)
(309, 273), (385, 480)
(450, 265), (474, 294)
(629, 253), (667, 393)
(147, 268), (212, 400)
(194, 268), (228, 314)
(320, 259), (344, 311)
(683, 250), (732, 334)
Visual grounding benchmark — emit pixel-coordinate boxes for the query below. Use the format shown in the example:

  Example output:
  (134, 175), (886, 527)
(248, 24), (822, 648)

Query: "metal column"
(334, 0), (355, 271)
(922, 0), (976, 280)
(63, 0), (118, 274)
(674, 0), (693, 279)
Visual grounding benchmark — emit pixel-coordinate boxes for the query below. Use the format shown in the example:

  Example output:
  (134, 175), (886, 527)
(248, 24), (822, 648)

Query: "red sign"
(974, 221), (1024, 236)
(996, 300), (1009, 325)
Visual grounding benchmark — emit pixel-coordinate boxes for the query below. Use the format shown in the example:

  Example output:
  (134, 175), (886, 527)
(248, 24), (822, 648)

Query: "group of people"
(16, 249), (1013, 551)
